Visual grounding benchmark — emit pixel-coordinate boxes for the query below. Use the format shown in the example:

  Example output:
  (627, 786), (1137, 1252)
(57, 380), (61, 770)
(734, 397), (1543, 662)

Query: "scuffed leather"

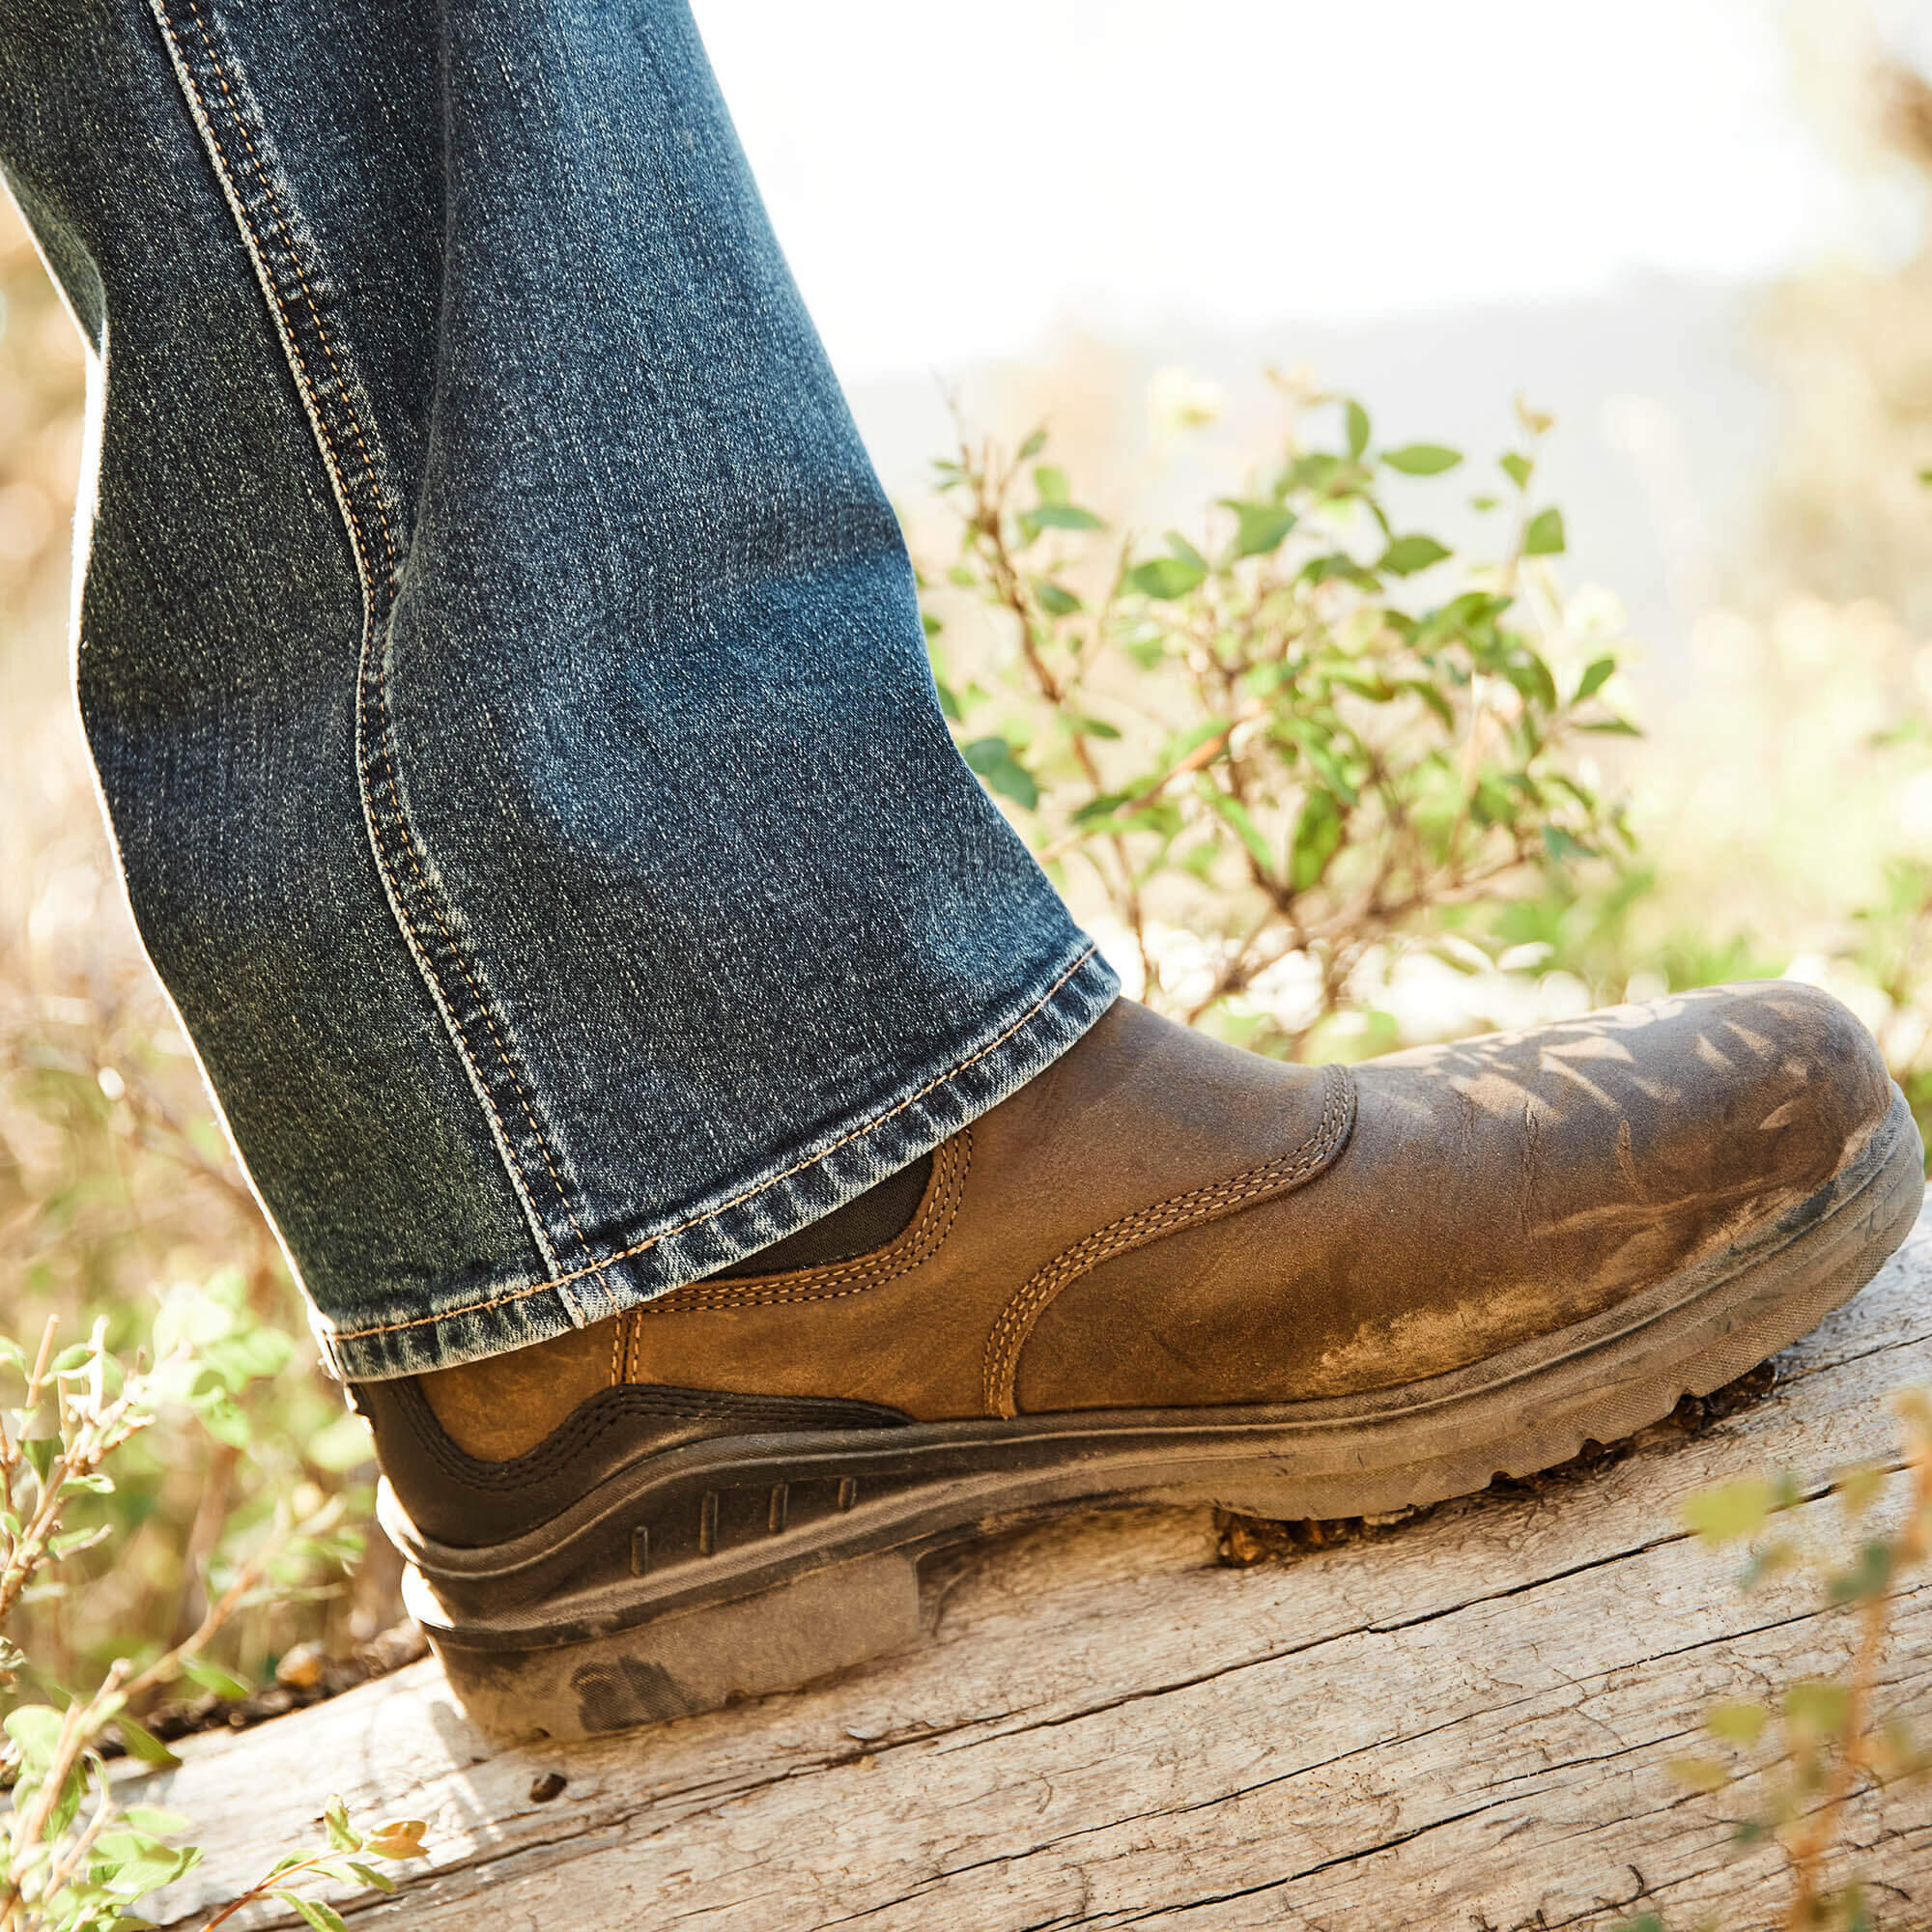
(410, 981), (1891, 1453)
(1017, 981), (1888, 1410)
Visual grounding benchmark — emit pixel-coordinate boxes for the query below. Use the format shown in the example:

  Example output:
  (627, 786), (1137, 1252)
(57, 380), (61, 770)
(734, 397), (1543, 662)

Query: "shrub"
(922, 387), (1638, 1058)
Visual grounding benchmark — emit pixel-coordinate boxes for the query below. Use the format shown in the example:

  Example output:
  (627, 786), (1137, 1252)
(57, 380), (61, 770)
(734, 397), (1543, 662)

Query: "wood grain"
(136, 1210), (1932, 1931)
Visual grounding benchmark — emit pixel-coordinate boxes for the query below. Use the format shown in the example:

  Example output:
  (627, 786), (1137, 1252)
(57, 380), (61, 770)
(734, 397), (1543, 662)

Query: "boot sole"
(389, 1085), (1925, 1742)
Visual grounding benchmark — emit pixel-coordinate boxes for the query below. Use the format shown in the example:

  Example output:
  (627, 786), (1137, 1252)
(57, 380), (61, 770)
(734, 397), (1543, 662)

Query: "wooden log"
(136, 1209), (1932, 1931)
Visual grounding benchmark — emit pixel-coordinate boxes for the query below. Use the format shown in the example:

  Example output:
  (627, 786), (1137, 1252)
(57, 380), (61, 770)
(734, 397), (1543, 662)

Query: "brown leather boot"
(359, 981), (1923, 1739)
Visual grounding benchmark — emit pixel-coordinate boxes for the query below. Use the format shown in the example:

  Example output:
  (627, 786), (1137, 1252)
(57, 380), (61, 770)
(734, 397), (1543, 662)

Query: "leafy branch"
(923, 386), (1636, 1056)
(1625, 1389), (1932, 1932)
(0, 1321), (367, 1932)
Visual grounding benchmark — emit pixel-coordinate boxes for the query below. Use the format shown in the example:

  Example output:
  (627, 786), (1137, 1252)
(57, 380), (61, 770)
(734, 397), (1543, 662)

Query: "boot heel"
(426, 1548), (923, 1743)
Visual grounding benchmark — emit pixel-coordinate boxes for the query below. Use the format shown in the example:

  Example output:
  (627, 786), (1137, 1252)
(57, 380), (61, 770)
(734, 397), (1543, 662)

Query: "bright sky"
(692, 0), (1907, 384)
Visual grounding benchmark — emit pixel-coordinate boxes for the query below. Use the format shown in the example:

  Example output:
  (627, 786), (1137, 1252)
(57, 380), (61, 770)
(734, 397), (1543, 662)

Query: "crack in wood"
(134, 1226), (1932, 1932)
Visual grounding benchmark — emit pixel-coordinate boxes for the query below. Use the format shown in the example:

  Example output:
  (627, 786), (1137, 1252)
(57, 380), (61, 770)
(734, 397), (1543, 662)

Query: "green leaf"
(1705, 1701), (1770, 1746)
(178, 1654), (251, 1701)
(1330, 668), (1394, 702)
(1522, 506), (1567, 555)
(1028, 502), (1105, 532)
(1546, 819), (1592, 866)
(123, 1807), (193, 1836)
(51, 1344), (95, 1374)
(198, 1327), (294, 1387)
(6, 1704), (65, 1774)
(1836, 1462), (1887, 1520)
(1017, 427), (1047, 461)
(1126, 555), (1207, 601)
(1379, 534), (1451, 577)
(960, 737), (1039, 810)
(49, 1525), (111, 1559)
(1163, 531), (1208, 573)
(1201, 789), (1274, 875)
(1032, 580), (1082, 617)
(1577, 716), (1642, 737)
(345, 1861), (398, 1894)
(1784, 1681), (1853, 1736)
(1282, 723), (1360, 807)
(1034, 464), (1069, 504)
(1682, 1477), (1777, 1545)
(1828, 1539), (1894, 1605)
(92, 1833), (193, 1900)
(1300, 552), (1376, 588)
(1500, 451), (1533, 490)
(325, 1797), (361, 1853)
(277, 1893), (352, 1932)
(1072, 790), (1132, 827)
(113, 1718), (181, 1770)
(1665, 1756), (1731, 1794)
(1382, 443), (1463, 475)
(1402, 679), (1456, 731)
(1290, 790), (1346, 893)
(1220, 498), (1298, 560)
(933, 677), (962, 724)
(1739, 1537), (1798, 1592)
(191, 1391), (251, 1449)
(1503, 652), (1560, 713)
(1345, 398), (1372, 459)
(1574, 657), (1616, 703)
(47, 1759), (84, 1839)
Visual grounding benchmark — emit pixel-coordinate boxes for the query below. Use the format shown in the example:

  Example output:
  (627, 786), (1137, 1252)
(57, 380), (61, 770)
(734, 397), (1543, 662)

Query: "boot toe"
(1687, 979), (1893, 1193)
(1316, 978), (1898, 1383)
(1015, 981), (1901, 1412)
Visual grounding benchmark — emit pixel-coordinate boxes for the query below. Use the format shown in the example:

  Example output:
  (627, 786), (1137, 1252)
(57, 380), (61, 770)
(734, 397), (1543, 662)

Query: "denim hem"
(314, 942), (1121, 1380)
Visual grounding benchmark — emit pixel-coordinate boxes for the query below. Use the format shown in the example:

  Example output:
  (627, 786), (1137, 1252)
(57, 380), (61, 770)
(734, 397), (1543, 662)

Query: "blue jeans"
(0, 0), (1117, 1378)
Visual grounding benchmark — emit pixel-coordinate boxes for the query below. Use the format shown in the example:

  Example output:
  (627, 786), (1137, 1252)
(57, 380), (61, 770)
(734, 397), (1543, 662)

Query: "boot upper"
(401, 980), (1892, 1466)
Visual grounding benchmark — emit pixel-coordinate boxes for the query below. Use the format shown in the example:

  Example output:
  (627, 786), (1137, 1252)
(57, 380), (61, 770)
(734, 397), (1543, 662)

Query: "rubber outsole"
(389, 1087), (1927, 1741)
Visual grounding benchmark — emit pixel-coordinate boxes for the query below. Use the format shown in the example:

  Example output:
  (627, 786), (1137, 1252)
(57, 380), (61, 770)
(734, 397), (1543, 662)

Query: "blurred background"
(3, 0), (1931, 1690)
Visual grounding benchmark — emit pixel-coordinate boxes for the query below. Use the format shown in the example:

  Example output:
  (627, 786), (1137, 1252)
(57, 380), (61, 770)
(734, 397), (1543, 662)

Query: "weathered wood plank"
(138, 1212), (1932, 1931)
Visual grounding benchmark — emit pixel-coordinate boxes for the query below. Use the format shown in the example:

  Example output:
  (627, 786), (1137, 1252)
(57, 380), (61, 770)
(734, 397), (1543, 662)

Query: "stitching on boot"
(639, 1131), (973, 1317)
(328, 942), (1101, 1343)
(981, 1064), (1358, 1419)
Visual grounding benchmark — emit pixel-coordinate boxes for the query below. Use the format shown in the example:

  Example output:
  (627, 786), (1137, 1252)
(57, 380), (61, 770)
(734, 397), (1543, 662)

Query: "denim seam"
(327, 942), (1101, 1343)
(145, 0), (593, 1278)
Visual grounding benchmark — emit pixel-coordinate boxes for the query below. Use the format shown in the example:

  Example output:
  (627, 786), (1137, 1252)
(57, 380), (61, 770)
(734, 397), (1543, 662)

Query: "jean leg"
(0, 0), (1117, 1378)
(0, 0), (548, 1345)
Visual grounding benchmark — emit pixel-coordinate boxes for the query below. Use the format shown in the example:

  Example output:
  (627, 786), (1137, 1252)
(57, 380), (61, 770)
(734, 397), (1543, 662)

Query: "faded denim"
(0, 0), (1117, 1378)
